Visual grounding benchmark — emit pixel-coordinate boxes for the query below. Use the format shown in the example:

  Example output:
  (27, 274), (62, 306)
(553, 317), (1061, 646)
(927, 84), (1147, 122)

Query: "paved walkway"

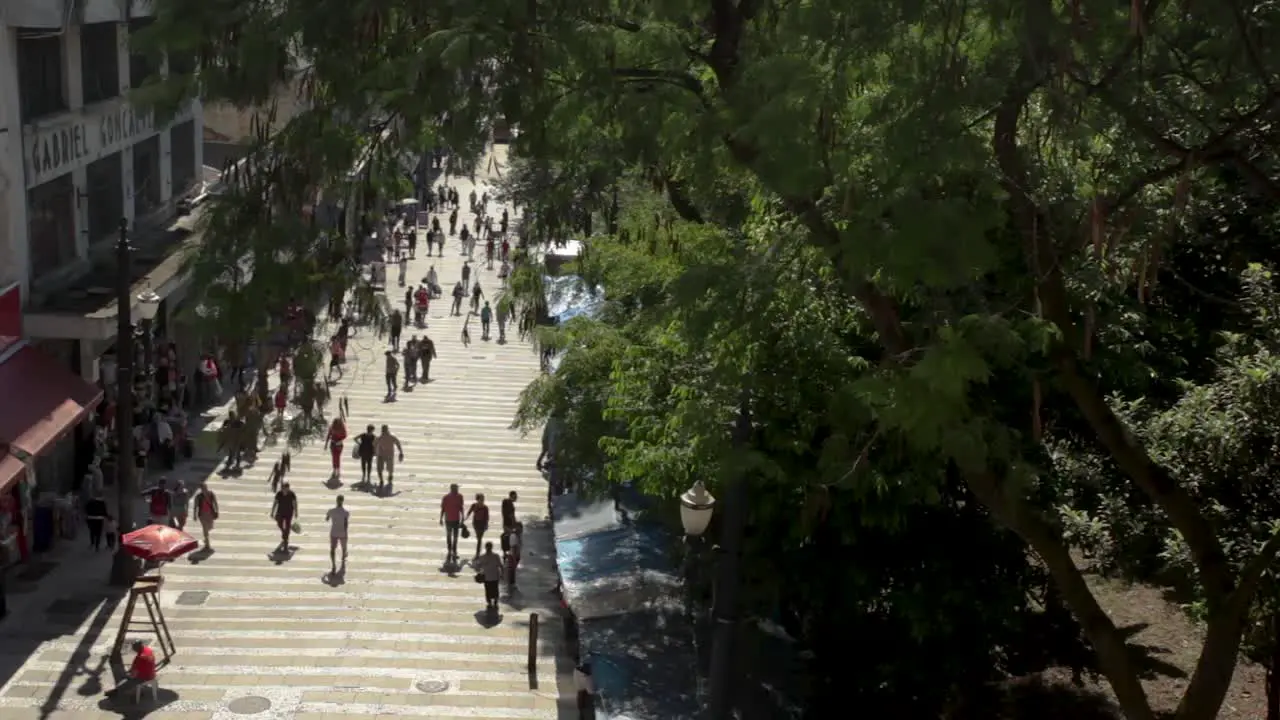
(0, 145), (576, 720)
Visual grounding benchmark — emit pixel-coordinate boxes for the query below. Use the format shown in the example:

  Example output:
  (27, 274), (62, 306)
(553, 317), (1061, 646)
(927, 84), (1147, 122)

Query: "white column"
(116, 22), (130, 92)
(159, 126), (172, 203)
(0, 27), (25, 294)
(65, 26), (84, 110)
(121, 145), (134, 226)
(78, 339), (101, 383)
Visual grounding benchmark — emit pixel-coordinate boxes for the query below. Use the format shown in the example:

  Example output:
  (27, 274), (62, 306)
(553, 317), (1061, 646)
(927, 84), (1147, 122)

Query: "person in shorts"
(375, 425), (404, 493)
(326, 495), (349, 574)
(439, 483), (465, 564)
(270, 482), (299, 549)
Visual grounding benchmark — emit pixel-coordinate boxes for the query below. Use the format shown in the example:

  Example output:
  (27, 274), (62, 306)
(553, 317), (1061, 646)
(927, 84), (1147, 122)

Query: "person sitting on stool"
(107, 639), (159, 703)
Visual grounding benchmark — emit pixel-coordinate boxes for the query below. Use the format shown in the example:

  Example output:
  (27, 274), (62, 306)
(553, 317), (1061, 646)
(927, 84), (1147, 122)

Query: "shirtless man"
(375, 424), (404, 493)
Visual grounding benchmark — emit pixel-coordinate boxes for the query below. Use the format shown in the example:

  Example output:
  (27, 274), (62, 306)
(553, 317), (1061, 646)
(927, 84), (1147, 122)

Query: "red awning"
(0, 346), (103, 458)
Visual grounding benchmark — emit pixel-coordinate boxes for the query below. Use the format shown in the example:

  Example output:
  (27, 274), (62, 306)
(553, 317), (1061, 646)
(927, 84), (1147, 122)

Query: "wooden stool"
(112, 577), (175, 661)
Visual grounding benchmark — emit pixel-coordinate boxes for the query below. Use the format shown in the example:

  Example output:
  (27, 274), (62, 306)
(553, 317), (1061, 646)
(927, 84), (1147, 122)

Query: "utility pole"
(706, 403), (751, 719)
(109, 218), (138, 587)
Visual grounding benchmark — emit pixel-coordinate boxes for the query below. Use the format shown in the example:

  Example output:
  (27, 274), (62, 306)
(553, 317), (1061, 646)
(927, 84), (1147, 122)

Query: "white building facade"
(1, 0), (203, 301)
(0, 0), (207, 532)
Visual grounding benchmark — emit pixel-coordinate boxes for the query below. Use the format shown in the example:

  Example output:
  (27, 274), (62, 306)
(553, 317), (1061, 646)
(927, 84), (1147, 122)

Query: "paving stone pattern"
(0, 146), (577, 720)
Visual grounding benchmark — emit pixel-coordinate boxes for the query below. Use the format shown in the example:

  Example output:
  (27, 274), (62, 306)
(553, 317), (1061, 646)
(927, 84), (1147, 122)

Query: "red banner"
(0, 283), (21, 357)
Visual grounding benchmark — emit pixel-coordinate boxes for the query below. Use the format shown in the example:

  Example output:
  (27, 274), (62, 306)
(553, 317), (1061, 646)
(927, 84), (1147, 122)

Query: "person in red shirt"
(128, 639), (159, 703)
(439, 484), (465, 564)
(274, 385), (288, 423)
(278, 354), (292, 388)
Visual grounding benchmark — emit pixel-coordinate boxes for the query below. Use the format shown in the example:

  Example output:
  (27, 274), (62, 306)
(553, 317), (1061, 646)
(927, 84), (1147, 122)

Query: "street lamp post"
(108, 219), (162, 587)
(680, 405), (752, 720)
(138, 288), (161, 385)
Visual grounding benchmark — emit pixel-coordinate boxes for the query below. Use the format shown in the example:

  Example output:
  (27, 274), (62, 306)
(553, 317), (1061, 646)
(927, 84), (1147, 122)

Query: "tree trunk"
(963, 468), (1156, 720)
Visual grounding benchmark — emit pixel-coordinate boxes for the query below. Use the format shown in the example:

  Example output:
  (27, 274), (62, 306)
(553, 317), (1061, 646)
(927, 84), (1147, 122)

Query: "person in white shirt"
(154, 414), (174, 468)
(325, 495), (350, 574)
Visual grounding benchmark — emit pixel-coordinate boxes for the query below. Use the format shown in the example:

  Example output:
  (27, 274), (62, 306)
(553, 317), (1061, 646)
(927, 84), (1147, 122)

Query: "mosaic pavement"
(0, 145), (577, 720)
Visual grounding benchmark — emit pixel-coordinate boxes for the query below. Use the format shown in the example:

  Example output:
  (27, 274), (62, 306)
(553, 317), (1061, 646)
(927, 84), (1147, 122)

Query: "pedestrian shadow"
(438, 563), (460, 578)
(267, 546), (297, 565)
(322, 569), (346, 587)
(323, 475), (343, 490)
(474, 609), (503, 628)
(186, 547), (215, 565)
(97, 684), (180, 717)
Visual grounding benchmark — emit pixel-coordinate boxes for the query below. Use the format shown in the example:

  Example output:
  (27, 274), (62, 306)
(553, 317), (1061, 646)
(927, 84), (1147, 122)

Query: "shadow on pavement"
(0, 585), (125, 719)
(97, 683), (180, 719)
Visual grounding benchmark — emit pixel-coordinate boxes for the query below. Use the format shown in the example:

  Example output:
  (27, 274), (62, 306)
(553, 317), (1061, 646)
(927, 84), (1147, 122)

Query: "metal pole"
(706, 404), (751, 720)
(109, 217), (138, 587)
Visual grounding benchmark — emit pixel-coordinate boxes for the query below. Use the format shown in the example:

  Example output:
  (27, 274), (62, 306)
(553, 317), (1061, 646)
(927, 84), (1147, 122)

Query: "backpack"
(149, 490), (169, 516)
(500, 531), (511, 553)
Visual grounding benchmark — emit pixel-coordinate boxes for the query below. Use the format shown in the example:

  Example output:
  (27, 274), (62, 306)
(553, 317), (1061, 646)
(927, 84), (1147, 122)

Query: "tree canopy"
(138, 0), (1280, 717)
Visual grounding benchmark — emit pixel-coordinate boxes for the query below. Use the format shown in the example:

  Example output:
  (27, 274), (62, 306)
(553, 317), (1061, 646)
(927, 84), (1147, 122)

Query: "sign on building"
(21, 100), (195, 189)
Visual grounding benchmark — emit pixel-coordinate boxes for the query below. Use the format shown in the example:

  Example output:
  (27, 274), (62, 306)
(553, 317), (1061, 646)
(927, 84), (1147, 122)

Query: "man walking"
(384, 350), (400, 398)
(375, 424), (404, 493)
(326, 495), (349, 574)
(501, 491), (518, 531)
(389, 309), (403, 350)
(270, 482), (299, 550)
(419, 334), (438, 382)
(193, 482), (219, 549)
(480, 302), (492, 341)
(439, 483), (465, 564)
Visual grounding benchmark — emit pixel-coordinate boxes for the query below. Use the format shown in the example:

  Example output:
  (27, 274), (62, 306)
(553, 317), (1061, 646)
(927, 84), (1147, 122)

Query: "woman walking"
(466, 493), (489, 558)
(326, 416), (348, 479)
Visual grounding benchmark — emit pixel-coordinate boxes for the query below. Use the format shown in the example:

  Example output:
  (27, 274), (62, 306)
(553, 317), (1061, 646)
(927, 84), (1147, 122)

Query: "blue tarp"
(550, 490), (700, 718)
(582, 611), (701, 719)
(545, 274), (602, 324)
(551, 491), (683, 621)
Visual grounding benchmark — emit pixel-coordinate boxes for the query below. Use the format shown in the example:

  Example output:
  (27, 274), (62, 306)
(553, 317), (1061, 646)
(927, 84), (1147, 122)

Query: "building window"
(27, 174), (78, 280)
(86, 153), (125, 245)
(80, 23), (121, 105)
(132, 135), (162, 218)
(17, 32), (67, 123)
(128, 19), (158, 89)
(170, 121), (197, 196)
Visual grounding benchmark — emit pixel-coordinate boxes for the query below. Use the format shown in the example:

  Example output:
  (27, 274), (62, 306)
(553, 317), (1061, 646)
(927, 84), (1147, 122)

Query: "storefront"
(0, 286), (102, 565)
(0, 454), (34, 569)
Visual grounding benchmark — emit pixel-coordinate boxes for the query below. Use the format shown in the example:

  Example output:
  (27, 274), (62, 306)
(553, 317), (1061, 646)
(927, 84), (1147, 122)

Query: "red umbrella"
(122, 524), (199, 563)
